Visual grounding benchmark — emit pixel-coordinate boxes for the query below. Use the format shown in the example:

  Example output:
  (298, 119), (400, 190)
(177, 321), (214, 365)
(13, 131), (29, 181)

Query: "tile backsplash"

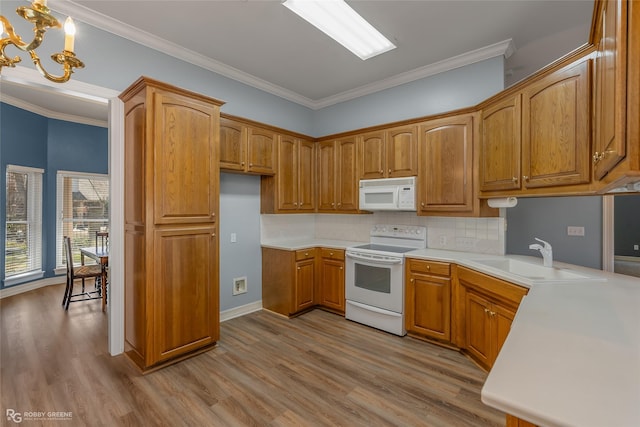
(262, 213), (506, 255)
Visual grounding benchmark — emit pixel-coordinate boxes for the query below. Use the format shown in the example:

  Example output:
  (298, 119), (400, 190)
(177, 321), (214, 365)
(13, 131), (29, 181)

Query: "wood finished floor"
(0, 284), (504, 426)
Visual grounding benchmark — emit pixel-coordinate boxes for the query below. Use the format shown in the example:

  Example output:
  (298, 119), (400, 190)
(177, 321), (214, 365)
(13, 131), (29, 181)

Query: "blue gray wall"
(219, 173), (262, 311)
(0, 103), (108, 287)
(312, 57), (504, 136)
(506, 196), (603, 269)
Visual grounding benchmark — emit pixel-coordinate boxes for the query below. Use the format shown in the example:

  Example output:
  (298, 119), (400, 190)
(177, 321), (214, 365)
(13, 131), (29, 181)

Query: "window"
(5, 165), (44, 285)
(56, 171), (109, 269)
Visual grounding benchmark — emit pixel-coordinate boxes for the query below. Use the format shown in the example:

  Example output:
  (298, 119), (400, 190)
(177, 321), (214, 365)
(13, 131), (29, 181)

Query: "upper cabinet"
(418, 114), (475, 215)
(592, 0), (640, 192)
(269, 134), (315, 213)
(359, 125), (418, 179)
(220, 116), (275, 175)
(318, 137), (359, 212)
(480, 55), (592, 196)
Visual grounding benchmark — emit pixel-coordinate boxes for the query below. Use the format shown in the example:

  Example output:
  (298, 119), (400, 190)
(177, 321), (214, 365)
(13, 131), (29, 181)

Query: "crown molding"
(1, 94), (108, 127)
(49, 1), (515, 110)
(312, 39), (516, 109)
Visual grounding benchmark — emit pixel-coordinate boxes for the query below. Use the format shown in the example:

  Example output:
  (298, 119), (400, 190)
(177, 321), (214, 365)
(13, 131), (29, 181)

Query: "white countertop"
(260, 241), (640, 425)
(405, 249), (640, 427)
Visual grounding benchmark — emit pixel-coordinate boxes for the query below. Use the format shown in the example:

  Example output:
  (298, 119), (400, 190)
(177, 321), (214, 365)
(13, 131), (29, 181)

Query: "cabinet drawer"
(320, 248), (345, 260)
(295, 248), (316, 261)
(408, 259), (450, 276)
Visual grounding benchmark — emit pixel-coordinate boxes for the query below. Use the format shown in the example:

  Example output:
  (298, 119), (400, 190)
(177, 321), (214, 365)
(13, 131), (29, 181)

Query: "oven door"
(345, 251), (404, 313)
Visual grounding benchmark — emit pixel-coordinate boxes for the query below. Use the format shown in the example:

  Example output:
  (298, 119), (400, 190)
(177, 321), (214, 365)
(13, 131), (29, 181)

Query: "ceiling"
(2, 0), (594, 121)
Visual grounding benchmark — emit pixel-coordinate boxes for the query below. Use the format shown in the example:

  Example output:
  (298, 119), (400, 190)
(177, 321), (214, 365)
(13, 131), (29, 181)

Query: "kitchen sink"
(469, 258), (605, 284)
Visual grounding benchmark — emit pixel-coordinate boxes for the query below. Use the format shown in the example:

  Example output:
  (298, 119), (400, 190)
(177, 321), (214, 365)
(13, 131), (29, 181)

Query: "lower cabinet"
(405, 259), (452, 342)
(262, 246), (345, 316)
(318, 248), (346, 314)
(456, 266), (528, 370)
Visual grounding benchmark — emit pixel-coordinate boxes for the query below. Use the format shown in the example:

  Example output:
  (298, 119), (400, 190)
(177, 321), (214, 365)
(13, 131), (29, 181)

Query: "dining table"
(80, 246), (109, 312)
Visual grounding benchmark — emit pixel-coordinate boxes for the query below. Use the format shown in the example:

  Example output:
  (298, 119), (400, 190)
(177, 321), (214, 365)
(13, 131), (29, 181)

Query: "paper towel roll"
(487, 197), (518, 208)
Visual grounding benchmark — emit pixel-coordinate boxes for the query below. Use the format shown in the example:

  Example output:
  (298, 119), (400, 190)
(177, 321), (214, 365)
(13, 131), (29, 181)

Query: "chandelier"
(0, 0), (84, 83)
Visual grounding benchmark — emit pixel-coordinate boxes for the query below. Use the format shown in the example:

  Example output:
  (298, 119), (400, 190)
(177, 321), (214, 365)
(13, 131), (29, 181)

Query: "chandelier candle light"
(0, 0), (84, 83)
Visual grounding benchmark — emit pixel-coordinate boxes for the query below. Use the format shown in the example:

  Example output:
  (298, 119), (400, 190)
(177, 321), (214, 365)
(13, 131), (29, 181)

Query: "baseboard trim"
(220, 300), (263, 322)
(0, 277), (65, 299)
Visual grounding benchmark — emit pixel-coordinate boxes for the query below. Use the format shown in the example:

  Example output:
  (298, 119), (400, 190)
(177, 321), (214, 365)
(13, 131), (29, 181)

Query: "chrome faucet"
(529, 238), (553, 267)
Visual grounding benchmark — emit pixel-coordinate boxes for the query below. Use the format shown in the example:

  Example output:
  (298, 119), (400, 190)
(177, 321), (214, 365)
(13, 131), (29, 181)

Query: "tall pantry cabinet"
(119, 77), (224, 373)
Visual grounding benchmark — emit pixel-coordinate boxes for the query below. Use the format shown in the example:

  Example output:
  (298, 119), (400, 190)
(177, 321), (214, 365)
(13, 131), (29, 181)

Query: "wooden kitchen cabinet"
(418, 113), (492, 216)
(318, 138), (359, 212)
(359, 125), (417, 179)
(219, 115), (275, 175)
(521, 58), (591, 189)
(262, 134), (315, 213)
(405, 259), (452, 342)
(262, 247), (316, 317)
(318, 248), (345, 314)
(592, 0), (640, 192)
(480, 54), (593, 196)
(456, 266), (527, 370)
(120, 77), (223, 373)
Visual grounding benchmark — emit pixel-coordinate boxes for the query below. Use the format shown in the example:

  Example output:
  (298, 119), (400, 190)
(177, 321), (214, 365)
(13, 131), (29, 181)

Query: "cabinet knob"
(512, 177), (518, 183)
(340, 266), (343, 270)
(304, 252), (309, 256)
(211, 212), (216, 218)
(337, 203), (341, 207)
(410, 278), (414, 283)
(426, 265), (430, 270)
(294, 202), (298, 206)
(490, 311), (496, 317)
(523, 175), (529, 182)
(329, 252), (334, 256)
(241, 161), (245, 166)
(484, 308), (490, 314)
(297, 267), (301, 270)
(388, 169), (391, 174)
(379, 170), (384, 174)
(211, 233), (216, 237)
(331, 202), (335, 207)
(420, 202), (425, 207)
(249, 163), (253, 167)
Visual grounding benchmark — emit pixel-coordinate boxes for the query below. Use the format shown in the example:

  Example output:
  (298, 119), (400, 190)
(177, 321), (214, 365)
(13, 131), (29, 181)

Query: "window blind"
(5, 165), (44, 283)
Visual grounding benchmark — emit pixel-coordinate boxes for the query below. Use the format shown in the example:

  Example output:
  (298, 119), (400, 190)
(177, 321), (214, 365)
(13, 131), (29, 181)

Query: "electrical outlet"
(439, 236), (447, 246)
(567, 226), (585, 236)
(230, 233), (237, 243)
(232, 277), (247, 295)
(634, 244), (639, 251)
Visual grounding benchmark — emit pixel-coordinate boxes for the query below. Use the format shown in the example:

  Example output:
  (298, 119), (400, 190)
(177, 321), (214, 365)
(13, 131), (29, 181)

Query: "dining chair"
(62, 236), (103, 310)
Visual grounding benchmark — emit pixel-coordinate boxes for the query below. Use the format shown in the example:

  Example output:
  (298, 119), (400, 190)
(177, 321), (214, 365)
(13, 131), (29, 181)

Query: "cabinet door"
(359, 131), (386, 179)
(219, 117), (247, 171)
(276, 135), (298, 211)
(406, 272), (451, 341)
(298, 140), (316, 211)
(386, 125), (418, 177)
(418, 115), (474, 213)
(465, 291), (492, 369)
(336, 138), (359, 211)
(153, 226), (218, 363)
(153, 91), (218, 225)
(319, 257), (345, 313)
(318, 141), (337, 211)
(247, 127), (275, 175)
(522, 59), (591, 188)
(480, 95), (522, 191)
(493, 302), (516, 358)
(593, 0), (627, 180)
(294, 258), (315, 313)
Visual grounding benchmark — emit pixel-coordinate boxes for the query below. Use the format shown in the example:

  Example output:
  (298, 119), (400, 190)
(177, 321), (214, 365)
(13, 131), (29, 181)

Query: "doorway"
(1, 66), (125, 355)
(603, 194), (640, 278)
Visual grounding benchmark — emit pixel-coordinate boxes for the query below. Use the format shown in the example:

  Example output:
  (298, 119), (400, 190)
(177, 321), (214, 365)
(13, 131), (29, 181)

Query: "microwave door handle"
(346, 252), (403, 265)
(394, 186), (400, 208)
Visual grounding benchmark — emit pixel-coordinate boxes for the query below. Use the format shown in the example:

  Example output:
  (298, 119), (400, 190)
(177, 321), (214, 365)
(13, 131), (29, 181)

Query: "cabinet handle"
(512, 177), (518, 183)
(523, 175), (529, 182)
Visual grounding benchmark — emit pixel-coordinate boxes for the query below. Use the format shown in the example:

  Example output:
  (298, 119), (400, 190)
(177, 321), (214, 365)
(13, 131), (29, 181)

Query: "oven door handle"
(346, 252), (403, 265)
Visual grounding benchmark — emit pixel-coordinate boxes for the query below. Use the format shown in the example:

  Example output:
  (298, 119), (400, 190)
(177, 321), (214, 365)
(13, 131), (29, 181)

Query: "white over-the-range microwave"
(358, 176), (416, 211)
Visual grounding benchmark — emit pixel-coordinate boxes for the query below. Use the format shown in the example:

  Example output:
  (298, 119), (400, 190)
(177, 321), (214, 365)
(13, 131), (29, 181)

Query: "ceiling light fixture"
(283, 0), (396, 60)
(0, 0), (84, 83)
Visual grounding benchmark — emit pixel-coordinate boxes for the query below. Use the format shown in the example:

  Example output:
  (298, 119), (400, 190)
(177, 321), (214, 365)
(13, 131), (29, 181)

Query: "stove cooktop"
(349, 244), (417, 254)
